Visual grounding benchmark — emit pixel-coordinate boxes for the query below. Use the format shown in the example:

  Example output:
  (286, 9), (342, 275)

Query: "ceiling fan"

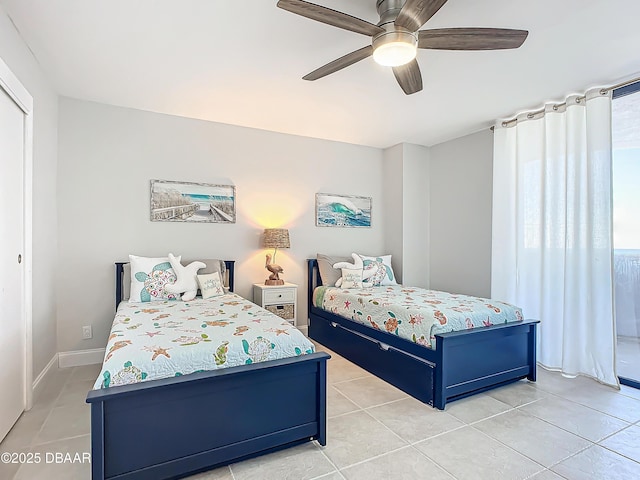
(277, 0), (528, 95)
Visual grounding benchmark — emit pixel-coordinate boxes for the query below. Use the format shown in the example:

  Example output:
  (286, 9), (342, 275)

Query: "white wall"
(53, 95), (494, 357)
(382, 144), (404, 280)
(57, 98), (386, 352)
(382, 143), (430, 287)
(429, 129), (493, 297)
(0, 6), (58, 380)
(401, 143), (430, 287)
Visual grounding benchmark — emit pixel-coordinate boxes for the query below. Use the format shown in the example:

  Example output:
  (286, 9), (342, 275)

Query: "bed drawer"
(309, 314), (435, 405)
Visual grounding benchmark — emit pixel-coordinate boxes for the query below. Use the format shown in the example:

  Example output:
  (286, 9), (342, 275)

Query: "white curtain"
(492, 88), (618, 387)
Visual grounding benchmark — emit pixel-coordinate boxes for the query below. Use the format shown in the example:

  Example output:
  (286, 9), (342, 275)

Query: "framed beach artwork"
(315, 193), (372, 228)
(150, 180), (236, 223)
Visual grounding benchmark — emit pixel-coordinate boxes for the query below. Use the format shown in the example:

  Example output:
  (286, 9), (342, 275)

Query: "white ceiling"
(2, 0), (640, 148)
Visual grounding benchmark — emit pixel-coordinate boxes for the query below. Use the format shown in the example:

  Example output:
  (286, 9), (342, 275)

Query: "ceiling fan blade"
(392, 60), (423, 95)
(277, 0), (383, 37)
(395, 0), (449, 32)
(418, 28), (529, 50)
(303, 46), (373, 81)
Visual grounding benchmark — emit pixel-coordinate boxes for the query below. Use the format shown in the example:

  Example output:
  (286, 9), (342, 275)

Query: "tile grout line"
(533, 380), (640, 423)
(595, 422), (637, 442)
(331, 374), (562, 476)
(458, 407), (518, 427)
(408, 423), (467, 445)
(331, 444), (410, 472)
(322, 390), (413, 473)
(360, 406), (410, 446)
(336, 403), (471, 477)
(29, 367), (87, 448)
(516, 393), (632, 443)
(29, 433), (90, 450)
(331, 385), (408, 412)
(326, 385), (359, 420)
(467, 424), (547, 475)
(329, 374), (373, 386)
(475, 414), (595, 472)
(331, 386), (491, 476)
(551, 391), (640, 423)
(523, 468), (570, 480)
(313, 444), (344, 480)
(464, 399), (598, 470)
(596, 431), (640, 466)
(406, 443), (458, 479)
(11, 368), (78, 480)
(477, 394), (640, 471)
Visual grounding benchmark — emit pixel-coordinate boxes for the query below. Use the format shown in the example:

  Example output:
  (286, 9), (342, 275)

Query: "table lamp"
(263, 228), (290, 285)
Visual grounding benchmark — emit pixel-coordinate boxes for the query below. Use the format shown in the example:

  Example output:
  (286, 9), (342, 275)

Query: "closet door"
(0, 84), (26, 441)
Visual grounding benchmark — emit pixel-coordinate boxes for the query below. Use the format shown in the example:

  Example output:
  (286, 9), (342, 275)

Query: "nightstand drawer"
(263, 289), (296, 304)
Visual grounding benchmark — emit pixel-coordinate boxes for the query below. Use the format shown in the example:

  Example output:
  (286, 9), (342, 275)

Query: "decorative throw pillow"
(195, 259), (226, 281)
(197, 272), (225, 299)
(317, 253), (350, 286)
(165, 253), (206, 301)
(129, 255), (179, 302)
(357, 254), (397, 286)
(341, 268), (363, 289)
(333, 253), (377, 287)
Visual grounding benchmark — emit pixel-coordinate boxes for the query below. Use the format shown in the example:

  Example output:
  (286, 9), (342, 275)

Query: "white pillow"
(341, 268), (363, 289)
(333, 253), (376, 287)
(129, 255), (179, 302)
(164, 253), (206, 301)
(357, 254), (397, 286)
(197, 272), (225, 299)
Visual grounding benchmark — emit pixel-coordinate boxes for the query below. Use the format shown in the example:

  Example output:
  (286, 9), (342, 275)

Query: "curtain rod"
(497, 75), (640, 128)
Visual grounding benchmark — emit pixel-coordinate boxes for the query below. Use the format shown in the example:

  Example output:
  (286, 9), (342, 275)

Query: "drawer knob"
(330, 322), (338, 328)
(379, 342), (390, 351)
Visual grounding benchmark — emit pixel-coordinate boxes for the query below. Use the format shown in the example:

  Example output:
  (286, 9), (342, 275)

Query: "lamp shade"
(263, 228), (290, 249)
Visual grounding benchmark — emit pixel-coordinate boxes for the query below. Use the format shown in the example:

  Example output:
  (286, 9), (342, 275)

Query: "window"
(612, 81), (640, 387)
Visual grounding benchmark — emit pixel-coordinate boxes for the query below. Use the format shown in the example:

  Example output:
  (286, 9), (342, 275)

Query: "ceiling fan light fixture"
(373, 41), (417, 66)
(372, 30), (417, 67)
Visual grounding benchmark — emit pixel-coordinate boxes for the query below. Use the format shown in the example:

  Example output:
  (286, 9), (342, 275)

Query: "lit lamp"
(372, 30), (417, 67)
(263, 228), (290, 285)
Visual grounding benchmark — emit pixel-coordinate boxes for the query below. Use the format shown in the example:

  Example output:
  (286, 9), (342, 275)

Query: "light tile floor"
(2, 342), (640, 479)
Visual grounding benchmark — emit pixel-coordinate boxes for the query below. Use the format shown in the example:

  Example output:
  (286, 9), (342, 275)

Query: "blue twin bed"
(86, 261), (329, 480)
(307, 258), (538, 410)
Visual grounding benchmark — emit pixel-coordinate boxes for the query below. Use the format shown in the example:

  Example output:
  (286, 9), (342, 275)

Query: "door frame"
(0, 56), (34, 409)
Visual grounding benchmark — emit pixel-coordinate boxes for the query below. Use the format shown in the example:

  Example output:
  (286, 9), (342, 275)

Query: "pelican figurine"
(265, 253), (284, 285)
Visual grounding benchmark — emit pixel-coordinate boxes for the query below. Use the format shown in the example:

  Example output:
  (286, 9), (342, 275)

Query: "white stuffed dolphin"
(333, 253), (375, 287)
(165, 253), (206, 301)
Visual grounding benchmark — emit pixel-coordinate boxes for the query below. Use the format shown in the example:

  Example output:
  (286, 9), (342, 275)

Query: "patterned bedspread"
(314, 286), (523, 349)
(94, 293), (315, 389)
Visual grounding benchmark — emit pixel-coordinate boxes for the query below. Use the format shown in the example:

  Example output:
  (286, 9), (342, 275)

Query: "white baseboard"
(297, 324), (309, 336)
(58, 348), (105, 368)
(32, 353), (58, 394)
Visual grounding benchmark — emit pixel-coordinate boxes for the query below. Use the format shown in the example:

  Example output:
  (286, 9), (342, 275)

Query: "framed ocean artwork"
(315, 193), (372, 228)
(150, 180), (236, 223)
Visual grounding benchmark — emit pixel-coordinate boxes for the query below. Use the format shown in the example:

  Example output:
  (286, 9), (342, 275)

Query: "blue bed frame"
(307, 259), (537, 410)
(86, 261), (329, 480)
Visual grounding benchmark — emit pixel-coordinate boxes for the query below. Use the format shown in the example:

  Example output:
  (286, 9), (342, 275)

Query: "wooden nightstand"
(253, 283), (297, 325)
